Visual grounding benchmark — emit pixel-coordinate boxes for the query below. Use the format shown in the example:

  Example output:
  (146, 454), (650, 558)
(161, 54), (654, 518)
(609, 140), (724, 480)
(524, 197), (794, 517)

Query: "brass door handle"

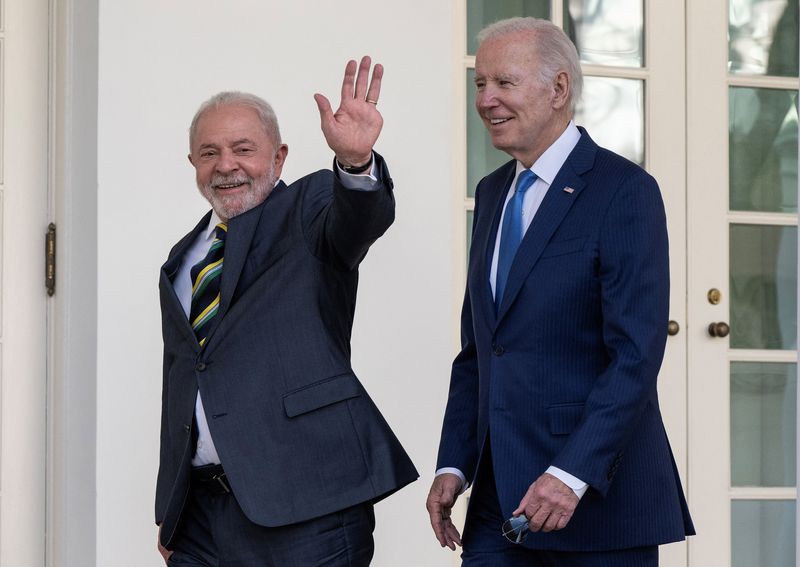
(708, 322), (730, 338)
(667, 320), (680, 336)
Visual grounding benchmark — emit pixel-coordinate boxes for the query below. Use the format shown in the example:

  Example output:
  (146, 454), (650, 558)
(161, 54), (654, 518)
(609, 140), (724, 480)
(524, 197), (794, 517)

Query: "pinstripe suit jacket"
(156, 154), (418, 547)
(437, 129), (694, 551)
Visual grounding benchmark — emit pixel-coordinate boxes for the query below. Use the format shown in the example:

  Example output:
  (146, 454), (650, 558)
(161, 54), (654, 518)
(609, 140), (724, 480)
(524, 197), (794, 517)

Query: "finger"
(528, 506), (551, 532)
(541, 511), (562, 533)
(314, 94), (334, 125)
(444, 521), (463, 548)
(556, 513), (572, 530)
(365, 63), (383, 103)
(340, 59), (358, 102)
(353, 56), (372, 100)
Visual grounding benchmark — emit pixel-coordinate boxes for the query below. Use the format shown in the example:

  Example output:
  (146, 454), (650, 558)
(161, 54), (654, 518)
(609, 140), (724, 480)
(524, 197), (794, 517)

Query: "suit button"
(492, 344), (505, 356)
(196, 362), (207, 372)
(183, 424), (191, 433)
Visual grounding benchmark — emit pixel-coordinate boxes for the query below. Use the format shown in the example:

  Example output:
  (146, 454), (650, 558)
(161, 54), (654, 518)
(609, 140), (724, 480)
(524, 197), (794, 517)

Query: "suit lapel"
(476, 164), (515, 327)
(494, 131), (597, 324)
(159, 211), (213, 351)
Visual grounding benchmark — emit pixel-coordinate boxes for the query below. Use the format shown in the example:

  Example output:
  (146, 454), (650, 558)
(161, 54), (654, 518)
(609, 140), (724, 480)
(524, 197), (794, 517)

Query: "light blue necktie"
(495, 169), (537, 310)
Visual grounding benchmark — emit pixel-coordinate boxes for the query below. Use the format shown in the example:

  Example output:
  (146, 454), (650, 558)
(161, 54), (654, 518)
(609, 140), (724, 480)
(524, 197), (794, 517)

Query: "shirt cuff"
(335, 152), (378, 191)
(546, 466), (588, 499)
(435, 467), (469, 494)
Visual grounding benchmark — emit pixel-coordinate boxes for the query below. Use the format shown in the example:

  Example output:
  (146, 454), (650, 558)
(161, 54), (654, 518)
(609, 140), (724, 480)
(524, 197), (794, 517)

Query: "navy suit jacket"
(437, 130), (694, 551)
(156, 154), (418, 547)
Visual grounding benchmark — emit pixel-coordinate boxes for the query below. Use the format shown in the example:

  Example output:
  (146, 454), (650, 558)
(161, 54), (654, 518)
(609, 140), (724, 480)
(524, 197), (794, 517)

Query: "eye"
(474, 80), (485, 91)
(200, 150), (217, 159)
(235, 147), (254, 155)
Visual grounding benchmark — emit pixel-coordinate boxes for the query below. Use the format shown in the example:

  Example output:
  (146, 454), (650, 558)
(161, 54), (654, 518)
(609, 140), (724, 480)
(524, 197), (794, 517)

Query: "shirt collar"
(202, 210), (224, 241)
(516, 121), (581, 185)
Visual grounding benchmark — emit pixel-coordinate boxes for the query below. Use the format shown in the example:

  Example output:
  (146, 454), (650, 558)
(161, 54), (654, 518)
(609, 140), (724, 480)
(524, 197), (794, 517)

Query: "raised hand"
(314, 56), (384, 168)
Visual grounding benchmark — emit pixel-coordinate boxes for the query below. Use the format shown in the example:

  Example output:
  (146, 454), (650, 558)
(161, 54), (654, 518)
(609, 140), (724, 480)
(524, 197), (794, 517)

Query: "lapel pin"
(563, 187), (575, 194)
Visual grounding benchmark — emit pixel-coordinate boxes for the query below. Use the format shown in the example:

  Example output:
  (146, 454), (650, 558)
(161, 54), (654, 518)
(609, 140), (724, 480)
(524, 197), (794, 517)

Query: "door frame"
(46, 0), (98, 565)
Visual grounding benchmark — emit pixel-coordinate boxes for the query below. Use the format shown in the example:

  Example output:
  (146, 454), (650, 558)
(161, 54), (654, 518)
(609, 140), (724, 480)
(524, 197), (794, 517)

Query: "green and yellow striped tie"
(189, 222), (227, 347)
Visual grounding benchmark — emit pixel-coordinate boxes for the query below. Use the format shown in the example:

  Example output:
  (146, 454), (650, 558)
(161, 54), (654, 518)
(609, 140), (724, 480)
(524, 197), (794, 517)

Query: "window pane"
(732, 500), (795, 566)
(729, 0), (798, 77)
(730, 224), (797, 349)
(731, 362), (796, 487)
(564, 0), (644, 67)
(467, 0), (550, 55)
(466, 69), (511, 198)
(730, 87), (798, 213)
(575, 76), (643, 165)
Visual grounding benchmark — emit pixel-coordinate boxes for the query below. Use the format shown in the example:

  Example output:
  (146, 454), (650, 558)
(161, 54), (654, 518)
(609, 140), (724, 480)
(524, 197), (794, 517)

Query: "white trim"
(47, 0), (98, 565)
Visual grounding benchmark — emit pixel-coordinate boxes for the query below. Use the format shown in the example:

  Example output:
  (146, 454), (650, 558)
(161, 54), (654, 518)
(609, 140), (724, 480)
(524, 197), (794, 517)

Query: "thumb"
(314, 93), (333, 125)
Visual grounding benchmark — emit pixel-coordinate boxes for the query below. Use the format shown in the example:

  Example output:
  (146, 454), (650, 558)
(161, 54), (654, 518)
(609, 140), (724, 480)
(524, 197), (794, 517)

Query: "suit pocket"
(548, 402), (585, 435)
(283, 373), (361, 418)
(540, 236), (586, 259)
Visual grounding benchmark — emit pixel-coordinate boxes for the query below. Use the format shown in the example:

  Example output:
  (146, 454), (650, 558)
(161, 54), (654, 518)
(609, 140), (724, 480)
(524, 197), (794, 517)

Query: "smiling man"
(155, 57), (417, 567)
(426, 18), (694, 566)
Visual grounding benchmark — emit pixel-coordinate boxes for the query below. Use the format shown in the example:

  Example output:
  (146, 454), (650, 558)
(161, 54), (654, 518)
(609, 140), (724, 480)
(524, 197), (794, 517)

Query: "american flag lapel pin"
(563, 187), (575, 194)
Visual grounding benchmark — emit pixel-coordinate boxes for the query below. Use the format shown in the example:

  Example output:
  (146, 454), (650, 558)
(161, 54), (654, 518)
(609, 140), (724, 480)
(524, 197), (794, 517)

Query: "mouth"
(488, 117), (512, 126)
(212, 180), (249, 192)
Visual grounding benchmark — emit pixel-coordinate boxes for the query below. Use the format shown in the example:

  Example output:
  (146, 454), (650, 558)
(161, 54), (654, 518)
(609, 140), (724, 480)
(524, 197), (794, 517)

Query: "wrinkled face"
(474, 31), (566, 166)
(189, 104), (288, 221)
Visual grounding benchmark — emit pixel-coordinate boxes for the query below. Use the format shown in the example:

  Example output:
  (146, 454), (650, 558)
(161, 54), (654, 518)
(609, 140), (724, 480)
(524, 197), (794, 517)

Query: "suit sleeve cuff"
(335, 152), (378, 190)
(547, 466), (588, 499)
(435, 467), (469, 494)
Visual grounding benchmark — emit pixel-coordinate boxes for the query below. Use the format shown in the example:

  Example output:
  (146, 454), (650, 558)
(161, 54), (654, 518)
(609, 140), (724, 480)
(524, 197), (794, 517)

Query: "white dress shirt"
(437, 122), (588, 499)
(174, 159), (379, 467)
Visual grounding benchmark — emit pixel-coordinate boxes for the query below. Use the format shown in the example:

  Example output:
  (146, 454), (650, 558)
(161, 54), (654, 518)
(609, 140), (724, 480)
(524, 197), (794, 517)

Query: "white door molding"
(47, 0), (99, 565)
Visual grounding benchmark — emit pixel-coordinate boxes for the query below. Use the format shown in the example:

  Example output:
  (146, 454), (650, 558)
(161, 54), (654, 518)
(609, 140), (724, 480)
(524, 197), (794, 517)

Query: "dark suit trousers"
(461, 442), (658, 567)
(167, 479), (375, 567)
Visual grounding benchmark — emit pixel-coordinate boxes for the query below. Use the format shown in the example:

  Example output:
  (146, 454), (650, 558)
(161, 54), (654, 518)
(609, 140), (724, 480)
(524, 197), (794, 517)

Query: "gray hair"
(189, 91), (282, 149)
(477, 17), (583, 112)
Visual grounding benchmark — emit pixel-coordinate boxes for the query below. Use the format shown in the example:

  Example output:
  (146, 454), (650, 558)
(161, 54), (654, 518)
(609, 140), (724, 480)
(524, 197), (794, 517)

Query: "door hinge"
(46, 223), (56, 296)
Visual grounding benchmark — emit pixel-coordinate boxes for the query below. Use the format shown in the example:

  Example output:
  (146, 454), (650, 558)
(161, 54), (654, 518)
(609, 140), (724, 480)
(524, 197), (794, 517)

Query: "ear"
(272, 144), (289, 179)
(187, 153), (195, 167)
(551, 70), (571, 111)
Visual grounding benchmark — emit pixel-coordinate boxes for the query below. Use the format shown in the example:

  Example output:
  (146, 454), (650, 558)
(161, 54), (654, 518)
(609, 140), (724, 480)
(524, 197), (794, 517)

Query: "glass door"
(687, 0), (799, 564)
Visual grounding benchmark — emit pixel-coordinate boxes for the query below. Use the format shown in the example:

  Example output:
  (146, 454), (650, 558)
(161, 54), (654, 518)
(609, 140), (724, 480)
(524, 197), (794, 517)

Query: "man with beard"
(155, 57), (417, 566)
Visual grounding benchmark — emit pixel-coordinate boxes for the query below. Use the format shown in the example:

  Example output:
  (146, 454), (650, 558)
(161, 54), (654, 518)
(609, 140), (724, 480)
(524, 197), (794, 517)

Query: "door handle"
(708, 322), (730, 338)
(667, 320), (680, 336)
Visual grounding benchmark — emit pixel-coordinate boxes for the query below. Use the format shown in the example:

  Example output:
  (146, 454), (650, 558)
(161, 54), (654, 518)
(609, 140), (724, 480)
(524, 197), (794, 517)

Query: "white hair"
(477, 17), (583, 111)
(189, 91), (282, 149)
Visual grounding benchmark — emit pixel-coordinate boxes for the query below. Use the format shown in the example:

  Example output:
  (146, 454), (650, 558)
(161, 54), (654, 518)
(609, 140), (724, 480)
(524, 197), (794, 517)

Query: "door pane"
(732, 500), (796, 566)
(730, 87), (798, 213)
(731, 362), (796, 487)
(729, 0), (799, 77)
(467, 0), (550, 55)
(563, 0), (644, 67)
(729, 224), (797, 349)
(575, 76), (643, 164)
(466, 69), (510, 198)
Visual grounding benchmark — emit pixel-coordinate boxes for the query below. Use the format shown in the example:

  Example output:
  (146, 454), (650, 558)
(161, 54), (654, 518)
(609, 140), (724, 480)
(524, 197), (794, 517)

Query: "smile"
(214, 182), (248, 190)
(489, 118), (512, 125)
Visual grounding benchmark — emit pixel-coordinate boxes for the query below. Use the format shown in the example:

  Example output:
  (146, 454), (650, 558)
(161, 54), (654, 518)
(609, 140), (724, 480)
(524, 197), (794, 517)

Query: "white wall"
(96, 1), (459, 566)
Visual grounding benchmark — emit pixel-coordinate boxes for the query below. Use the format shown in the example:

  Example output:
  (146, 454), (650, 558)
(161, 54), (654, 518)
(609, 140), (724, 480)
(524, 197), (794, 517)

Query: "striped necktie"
(495, 169), (537, 310)
(189, 222), (227, 347)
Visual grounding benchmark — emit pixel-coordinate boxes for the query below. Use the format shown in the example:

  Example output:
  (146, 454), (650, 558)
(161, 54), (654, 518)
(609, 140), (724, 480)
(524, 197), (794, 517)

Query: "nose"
(476, 87), (498, 112)
(215, 150), (238, 174)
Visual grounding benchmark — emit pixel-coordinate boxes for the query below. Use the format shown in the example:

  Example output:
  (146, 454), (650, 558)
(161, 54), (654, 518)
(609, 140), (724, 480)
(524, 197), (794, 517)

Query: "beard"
(198, 164), (276, 221)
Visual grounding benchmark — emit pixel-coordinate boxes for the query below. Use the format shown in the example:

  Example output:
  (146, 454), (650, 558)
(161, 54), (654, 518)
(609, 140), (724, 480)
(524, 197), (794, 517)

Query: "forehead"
(475, 31), (539, 73)
(193, 104), (270, 147)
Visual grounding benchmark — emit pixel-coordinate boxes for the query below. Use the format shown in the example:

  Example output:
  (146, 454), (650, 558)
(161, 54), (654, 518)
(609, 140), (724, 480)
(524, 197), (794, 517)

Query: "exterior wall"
(96, 1), (458, 566)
